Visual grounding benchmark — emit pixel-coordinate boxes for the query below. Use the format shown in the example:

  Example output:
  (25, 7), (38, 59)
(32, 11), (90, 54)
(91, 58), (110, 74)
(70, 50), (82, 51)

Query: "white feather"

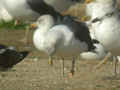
(33, 15), (88, 58)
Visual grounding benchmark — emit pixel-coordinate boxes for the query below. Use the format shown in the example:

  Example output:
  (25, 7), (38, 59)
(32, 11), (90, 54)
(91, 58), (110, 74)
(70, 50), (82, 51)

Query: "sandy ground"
(0, 29), (120, 90)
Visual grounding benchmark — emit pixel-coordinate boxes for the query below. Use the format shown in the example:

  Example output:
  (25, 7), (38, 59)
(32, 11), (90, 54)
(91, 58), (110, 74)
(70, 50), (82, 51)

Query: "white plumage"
(33, 15), (90, 58)
(85, 0), (120, 73)
(80, 15), (108, 61)
(33, 14), (98, 76)
(80, 42), (107, 60)
(86, 0), (120, 56)
(0, 5), (13, 22)
(33, 13), (110, 61)
(0, 0), (39, 21)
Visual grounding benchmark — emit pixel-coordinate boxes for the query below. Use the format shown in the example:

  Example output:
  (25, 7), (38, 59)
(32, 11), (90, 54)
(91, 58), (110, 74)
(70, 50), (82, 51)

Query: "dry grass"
(62, 3), (86, 19)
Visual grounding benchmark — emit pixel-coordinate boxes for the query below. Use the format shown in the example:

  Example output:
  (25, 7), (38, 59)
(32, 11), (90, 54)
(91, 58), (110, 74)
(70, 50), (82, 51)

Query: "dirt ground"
(0, 29), (120, 90)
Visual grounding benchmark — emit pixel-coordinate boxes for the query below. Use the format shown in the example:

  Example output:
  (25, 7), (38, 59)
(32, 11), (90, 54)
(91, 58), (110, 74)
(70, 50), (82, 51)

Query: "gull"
(33, 14), (107, 76)
(85, 0), (120, 75)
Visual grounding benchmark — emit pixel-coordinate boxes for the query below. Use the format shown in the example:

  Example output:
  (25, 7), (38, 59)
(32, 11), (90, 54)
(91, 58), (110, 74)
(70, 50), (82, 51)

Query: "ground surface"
(0, 29), (120, 90)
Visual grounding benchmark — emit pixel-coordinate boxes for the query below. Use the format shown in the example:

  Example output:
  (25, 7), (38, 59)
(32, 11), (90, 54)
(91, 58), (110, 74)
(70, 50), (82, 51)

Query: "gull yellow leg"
(48, 56), (53, 65)
(94, 52), (112, 70)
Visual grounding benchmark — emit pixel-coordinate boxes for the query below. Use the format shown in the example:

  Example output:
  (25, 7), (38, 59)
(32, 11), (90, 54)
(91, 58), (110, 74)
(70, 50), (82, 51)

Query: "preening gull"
(33, 14), (107, 76)
(80, 11), (108, 61)
(0, 44), (29, 70)
(85, 0), (120, 74)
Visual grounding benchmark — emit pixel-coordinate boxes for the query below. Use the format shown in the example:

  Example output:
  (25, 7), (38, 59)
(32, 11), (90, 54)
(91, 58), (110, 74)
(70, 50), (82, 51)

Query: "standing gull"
(33, 14), (107, 76)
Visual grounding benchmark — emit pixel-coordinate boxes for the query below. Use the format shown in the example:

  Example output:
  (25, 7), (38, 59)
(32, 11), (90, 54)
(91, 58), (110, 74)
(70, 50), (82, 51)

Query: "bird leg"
(94, 52), (112, 70)
(61, 57), (65, 77)
(48, 56), (53, 65)
(48, 44), (58, 66)
(69, 57), (75, 77)
(114, 56), (119, 76)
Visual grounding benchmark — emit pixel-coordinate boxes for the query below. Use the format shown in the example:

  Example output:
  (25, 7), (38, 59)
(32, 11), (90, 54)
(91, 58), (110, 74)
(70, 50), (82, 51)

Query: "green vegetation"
(0, 20), (28, 30)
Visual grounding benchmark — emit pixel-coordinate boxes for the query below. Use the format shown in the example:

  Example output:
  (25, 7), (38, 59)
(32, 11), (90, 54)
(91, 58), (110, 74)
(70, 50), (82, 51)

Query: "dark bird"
(0, 44), (29, 70)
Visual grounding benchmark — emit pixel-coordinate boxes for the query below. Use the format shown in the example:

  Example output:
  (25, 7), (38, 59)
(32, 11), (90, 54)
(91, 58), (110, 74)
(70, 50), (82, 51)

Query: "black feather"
(57, 15), (95, 51)
(27, 0), (63, 20)
(0, 45), (29, 70)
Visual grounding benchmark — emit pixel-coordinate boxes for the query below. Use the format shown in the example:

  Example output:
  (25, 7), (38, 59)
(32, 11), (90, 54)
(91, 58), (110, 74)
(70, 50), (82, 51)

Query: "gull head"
(36, 15), (54, 28)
